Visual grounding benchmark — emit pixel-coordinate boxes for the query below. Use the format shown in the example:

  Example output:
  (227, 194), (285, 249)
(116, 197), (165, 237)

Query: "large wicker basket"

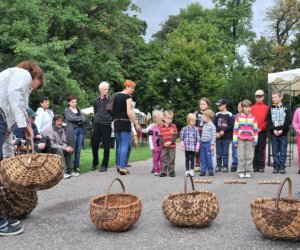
(250, 177), (300, 241)
(0, 152), (64, 191)
(0, 186), (38, 219)
(162, 174), (219, 227)
(89, 178), (142, 232)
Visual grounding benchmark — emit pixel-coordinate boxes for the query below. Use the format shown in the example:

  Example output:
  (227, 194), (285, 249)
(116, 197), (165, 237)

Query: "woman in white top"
(35, 96), (54, 133)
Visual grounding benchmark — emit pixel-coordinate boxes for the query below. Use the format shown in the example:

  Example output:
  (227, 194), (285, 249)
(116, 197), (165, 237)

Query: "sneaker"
(253, 168), (259, 172)
(8, 219), (20, 227)
(215, 166), (221, 172)
(194, 166), (201, 172)
(272, 168), (279, 173)
(279, 169), (286, 174)
(245, 172), (252, 178)
(0, 225), (23, 236)
(154, 172), (159, 176)
(64, 173), (71, 179)
(91, 165), (97, 171)
(231, 167), (237, 172)
(189, 170), (194, 177)
(169, 171), (176, 177)
(222, 167), (228, 173)
(99, 166), (107, 172)
(209, 172), (214, 176)
(238, 173), (245, 178)
(199, 172), (206, 176)
(70, 172), (79, 177)
(185, 171), (190, 177)
(159, 173), (167, 177)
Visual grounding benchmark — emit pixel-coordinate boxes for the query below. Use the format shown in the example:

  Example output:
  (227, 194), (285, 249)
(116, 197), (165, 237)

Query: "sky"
(131, 0), (274, 41)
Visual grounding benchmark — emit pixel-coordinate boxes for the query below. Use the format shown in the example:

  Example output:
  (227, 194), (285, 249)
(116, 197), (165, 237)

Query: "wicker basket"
(89, 178), (142, 232)
(0, 152), (64, 191)
(250, 177), (300, 241)
(0, 186), (38, 219)
(162, 174), (219, 227)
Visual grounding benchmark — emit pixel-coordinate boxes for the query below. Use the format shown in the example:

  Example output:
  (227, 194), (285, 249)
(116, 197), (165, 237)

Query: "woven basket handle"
(275, 177), (292, 209)
(184, 174), (195, 195)
(104, 178), (126, 207)
(27, 138), (36, 164)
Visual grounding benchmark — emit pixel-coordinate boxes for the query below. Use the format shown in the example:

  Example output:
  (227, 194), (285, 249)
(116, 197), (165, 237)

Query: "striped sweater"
(233, 113), (258, 145)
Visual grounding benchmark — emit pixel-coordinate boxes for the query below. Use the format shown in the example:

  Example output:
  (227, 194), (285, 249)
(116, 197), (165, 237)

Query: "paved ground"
(2, 145), (300, 250)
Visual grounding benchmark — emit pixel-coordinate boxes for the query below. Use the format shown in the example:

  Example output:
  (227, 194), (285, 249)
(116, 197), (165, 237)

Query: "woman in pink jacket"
(292, 107), (300, 174)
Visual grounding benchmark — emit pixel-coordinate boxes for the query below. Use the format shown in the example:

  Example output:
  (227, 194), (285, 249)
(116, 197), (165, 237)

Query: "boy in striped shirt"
(233, 100), (258, 178)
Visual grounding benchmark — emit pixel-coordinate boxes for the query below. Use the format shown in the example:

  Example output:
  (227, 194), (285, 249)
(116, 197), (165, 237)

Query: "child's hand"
(210, 145), (214, 152)
(216, 133), (221, 139)
(219, 130), (224, 136)
(234, 144), (238, 148)
(181, 146), (185, 151)
(164, 141), (171, 147)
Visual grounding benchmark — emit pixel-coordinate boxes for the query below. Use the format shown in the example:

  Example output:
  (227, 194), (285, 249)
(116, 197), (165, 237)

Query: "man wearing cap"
(13, 108), (50, 153)
(214, 99), (234, 172)
(251, 90), (269, 172)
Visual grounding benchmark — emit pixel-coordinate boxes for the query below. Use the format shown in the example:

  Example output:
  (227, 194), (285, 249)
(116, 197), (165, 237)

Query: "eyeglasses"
(255, 95), (263, 98)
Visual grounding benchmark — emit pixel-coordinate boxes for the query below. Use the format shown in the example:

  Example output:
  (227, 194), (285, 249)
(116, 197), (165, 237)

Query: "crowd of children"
(146, 89), (298, 178)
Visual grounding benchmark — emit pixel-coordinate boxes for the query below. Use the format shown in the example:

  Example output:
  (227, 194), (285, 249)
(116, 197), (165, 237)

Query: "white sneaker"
(189, 170), (194, 177)
(70, 172), (79, 177)
(245, 173), (251, 178)
(238, 173), (245, 178)
(64, 173), (71, 179)
(185, 171), (190, 176)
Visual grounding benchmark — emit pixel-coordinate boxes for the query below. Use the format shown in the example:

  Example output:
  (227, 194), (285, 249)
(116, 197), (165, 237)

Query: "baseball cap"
(27, 108), (37, 117)
(215, 99), (227, 106)
(255, 90), (264, 96)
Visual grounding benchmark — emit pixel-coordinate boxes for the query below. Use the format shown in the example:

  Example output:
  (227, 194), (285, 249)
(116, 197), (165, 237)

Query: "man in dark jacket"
(91, 81), (113, 172)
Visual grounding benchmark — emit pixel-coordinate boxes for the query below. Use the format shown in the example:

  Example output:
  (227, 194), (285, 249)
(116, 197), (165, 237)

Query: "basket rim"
(89, 192), (141, 209)
(250, 197), (300, 210)
(164, 190), (216, 199)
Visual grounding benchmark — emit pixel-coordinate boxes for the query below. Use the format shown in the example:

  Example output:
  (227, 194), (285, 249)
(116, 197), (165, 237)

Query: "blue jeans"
(216, 139), (230, 168)
(231, 143), (238, 168)
(115, 133), (132, 166)
(115, 131), (131, 169)
(270, 134), (288, 169)
(200, 141), (214, 173)
(0, 114), (8, 228)
(73, 127), (83, 168)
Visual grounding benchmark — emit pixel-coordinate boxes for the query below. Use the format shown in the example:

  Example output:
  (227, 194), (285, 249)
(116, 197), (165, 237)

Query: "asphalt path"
(2, 145), (300, 250)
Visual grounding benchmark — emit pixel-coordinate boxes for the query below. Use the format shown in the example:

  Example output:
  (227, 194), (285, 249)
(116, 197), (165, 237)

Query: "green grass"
(79, 145), (152, 173)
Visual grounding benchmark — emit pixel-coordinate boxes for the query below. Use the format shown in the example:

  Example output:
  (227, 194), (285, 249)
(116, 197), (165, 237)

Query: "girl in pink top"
(149, 111), (163, 176)
(292, 107), (300, 174)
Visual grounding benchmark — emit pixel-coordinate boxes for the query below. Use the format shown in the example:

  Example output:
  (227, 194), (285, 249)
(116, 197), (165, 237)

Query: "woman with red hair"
(113, 80), (141, 175)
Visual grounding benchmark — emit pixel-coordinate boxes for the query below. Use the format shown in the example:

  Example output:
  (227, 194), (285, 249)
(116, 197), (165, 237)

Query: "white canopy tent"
(268, 68), (300, 96)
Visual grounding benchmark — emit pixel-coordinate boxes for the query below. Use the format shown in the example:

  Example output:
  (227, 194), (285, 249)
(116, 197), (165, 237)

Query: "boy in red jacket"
(251, 90), (269, 172)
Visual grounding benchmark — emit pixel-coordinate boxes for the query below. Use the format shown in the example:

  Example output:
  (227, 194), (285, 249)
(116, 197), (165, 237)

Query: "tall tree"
(150, 19), (232, 127)
(212, 0), (256, 50)
(265, 0), (300, 46)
